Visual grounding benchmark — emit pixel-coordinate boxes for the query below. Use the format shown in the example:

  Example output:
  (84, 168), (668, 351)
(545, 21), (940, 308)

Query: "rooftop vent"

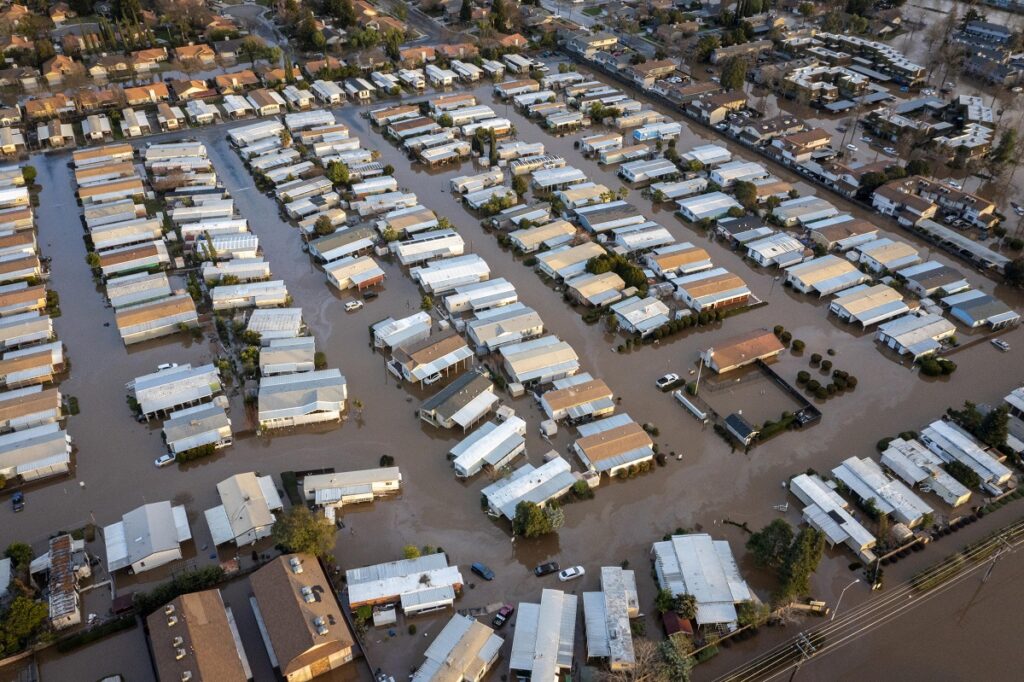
(164, 605), (176, 616)
(172, 636), (183, 647)
(315, 617), (328, 636)
(175, 648), (187, 661)
(167, 616), (178, 627)
(289, 557), (303, 574)
(301, 586), (315, 603)
(181, 673), (192, 682)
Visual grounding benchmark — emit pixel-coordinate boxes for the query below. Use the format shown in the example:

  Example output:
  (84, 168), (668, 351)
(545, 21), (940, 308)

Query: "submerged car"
(558, 566), (586, 582)
(345, 300), (364, 312)
(492, 604), (514, 627)
(471, 562), (495, 581)
(656, 373), (680, 389)
(992, 339), (1010, 352)
(534, 561), (559, 577)
(154, 453), (176, 468)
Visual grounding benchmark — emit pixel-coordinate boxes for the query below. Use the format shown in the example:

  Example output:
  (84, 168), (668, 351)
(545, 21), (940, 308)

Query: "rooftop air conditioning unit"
(172, 636), (183, 647)
(175, 648), (187, 660)
(302, 586), (315, 603)
(181, 672), (193, 682)
(167, 616), (178, 627)
(165, 605), (176, 616)
(289, 557), (303, 573)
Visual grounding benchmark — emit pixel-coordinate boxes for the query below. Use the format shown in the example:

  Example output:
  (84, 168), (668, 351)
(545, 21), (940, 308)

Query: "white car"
(157, 362), (179, 371)
(845, 144), (858, 151)
(345, 300), (364, 312)
(154, 453), (176, 468)
(883, 147), (897, 155)
(558, 566), (585, 582)
(946, 180), (962, 189)
(656, 373), (680, 389)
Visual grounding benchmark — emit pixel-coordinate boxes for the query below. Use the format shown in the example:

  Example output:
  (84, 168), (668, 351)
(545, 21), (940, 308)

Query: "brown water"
(8, 68), (1024, 678)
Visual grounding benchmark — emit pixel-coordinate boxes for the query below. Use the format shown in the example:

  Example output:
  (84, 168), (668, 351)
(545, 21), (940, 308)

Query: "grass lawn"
(582, 6), (603, 16)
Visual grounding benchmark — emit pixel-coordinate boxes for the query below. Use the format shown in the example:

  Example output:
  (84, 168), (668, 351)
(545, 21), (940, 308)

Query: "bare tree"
(597, 639), (671, 682)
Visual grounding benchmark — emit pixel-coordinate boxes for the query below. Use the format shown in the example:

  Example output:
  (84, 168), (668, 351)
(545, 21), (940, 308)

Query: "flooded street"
(7, 64), (1024, 677)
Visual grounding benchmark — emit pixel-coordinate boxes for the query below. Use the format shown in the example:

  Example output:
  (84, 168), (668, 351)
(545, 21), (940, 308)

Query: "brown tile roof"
(146, 590), (248, 682)
(72, 143), (133, 164)
(0, 283), (44, 310)
(576, 422), (652, 463)
(77, 178), (144, 199)
(651, 245), (710, 270)
(250, 554), (354, 677)
(396, 331), (468, 367)
(115, 295), (194, 329)
(99, 242), (161, 268)
(0, 255), (39, 277)
(175, 44), (216, 60)
(707, 329), (784, 372)
(543, 378), (613, 412)
(0, 231), (35, 251)
(0, 386), (60, 423)
(680, 271), (746, 299)
(123, 83), (169, 102)
(0, 349), (54, 379)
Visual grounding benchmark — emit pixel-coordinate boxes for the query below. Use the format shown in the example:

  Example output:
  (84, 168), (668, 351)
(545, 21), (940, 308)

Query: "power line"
(715, 519), (1024, 681)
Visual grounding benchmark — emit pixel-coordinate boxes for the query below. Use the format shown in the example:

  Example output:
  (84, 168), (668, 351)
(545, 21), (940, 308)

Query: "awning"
(451, 391), (499, 429)
(204, 505), (234, 546)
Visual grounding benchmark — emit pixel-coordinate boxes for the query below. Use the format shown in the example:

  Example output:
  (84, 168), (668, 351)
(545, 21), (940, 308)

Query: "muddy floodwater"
(7, 65), (1024, 678)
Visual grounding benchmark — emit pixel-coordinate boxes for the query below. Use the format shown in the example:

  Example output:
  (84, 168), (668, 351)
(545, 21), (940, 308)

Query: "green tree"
(905, 158), (931, 176)
(20, 166), (36, 186)
(654, 588), (677, 614)
(720, 56), (748, 91)
(403, 544), (421, 559)
(0, 596), (48, 656)
(4, 542), (32, 570)
(326, 161), (350, 186)
(314, 215), (335, 236)
(512, 501), (561, 537)
(1005, 257), (1024, 287)
(992, 129), (1018, 166)
(778, 527), (825, 600)
(747, 518), (794, 569)
(944, 460), (981, 489)
(271, 506), (337, 557)
(733, 180), (757, 210)
(696, 35), (720, 62)
(383, 29), (404, 61)
(979, 406), (1009, 448)
(460, 0), (473, 23)
(511, 174), (528, 196)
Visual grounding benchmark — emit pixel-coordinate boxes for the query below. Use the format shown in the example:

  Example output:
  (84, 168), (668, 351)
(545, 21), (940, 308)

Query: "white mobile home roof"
(832, 456), (932, 526)
(652, 533), (751, 626)
(0, 422), (71, 482)
(210, 280), (289, 310)
(130, 363), (221, 416)
(258, 369), (347, 422)
(163, 403), (232, 454)
(681, 144), (732, 166)
(444, 278), (518, 314)
(612, 221), (674, 254)
(536, 242), (607, 281)
(105, 272), (172, 309)
(104, 501), (190, 572)
(247, 308), (304, 340)
(531, 166), (587, 189)
(372, 311), (432, 350)
(411, 255), (490, 294)
(346, 553), (462, 608)
(303, 466), (402, 504)
(829, 284), (910, 327)
(325, 255), (385, 290)
(500, 335), (580, 384)
(509, 589), (577, 679)
(875, 313), (955, 358)
(260, 336), (316, 376)
(467, 303), (543, 352)
(920, 420), (1012, 485)
(880, 437), (971, 507)
(583, 567), (638, 666)
(449, 416), (526, 478)
(481, 456), (577, 520)
(676, 192), (742, 221)
(392, 229), (465, 266)
(789, 473), (877, 554)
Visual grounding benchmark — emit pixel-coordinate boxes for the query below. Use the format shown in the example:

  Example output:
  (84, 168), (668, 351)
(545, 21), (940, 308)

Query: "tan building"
(699, 329), (785, 373)
(146, 589), (250, 682)
(250, 554), (355, 682)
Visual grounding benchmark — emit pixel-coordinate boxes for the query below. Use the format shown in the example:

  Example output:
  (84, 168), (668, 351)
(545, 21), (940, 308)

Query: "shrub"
(820, 360), (832, 371)
(380, 454), (394, 466)
(176, 443), (216, 463)
(810, 353), (822, 366)
(826, 383), (836, 395)
(56, 615), (136, 653)
(780, 331), (792, 345)
(791, 340), (805, 352)
(408, 624), (417, 635)
(846, 375), (858, 388)
(813, 386), (828, 399)
(806, 379), (820, 391)
(773, 325), (784, 336)
(796, 371), (810, 384)
(876, 437), (893, 452)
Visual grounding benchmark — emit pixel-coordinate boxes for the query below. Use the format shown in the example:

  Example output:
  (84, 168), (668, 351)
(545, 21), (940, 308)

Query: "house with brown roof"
(60, 26), (103, 55)
(88, 54), (132, 80)
(0, 66), (40, 91)
(699, 328), (785, 373)
(206, 15), (239, 38)
(41, 56), (84, 87)
(250, 554), (355, 682)
(573, 413), (654, 476)
(0, 3), (30, 27)
(75, 88), (120, 113)
(171, 79), (216, 101)
(399, 46), (435, 66)
(438, 43), (479, 59)
(498, 33), (529, 49)
(391, 331), (473, 385)
(124, 83), (170, 106)
(36, 120), (75, 149)
(49, 2), (76, 26)
(175, 44), (217, 66)
(0, 34), (32, 55)
(131, 47), (168, 72)
(146, 590), (250, 682)
(24, 94), (75, 120)
(772, 127), (834, 163)
(625, 59), (679, 88)
(304, 56), (344, 78)
(248, 88), (285, 116)
(215, 69), (260, 93)
(0, 386), (62, 433)
(0, 284), (45, 317)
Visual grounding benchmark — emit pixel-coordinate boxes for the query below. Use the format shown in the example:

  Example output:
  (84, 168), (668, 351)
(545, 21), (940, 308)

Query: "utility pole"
(789, 632), (817, 681)
(982, 535), (1014, 583)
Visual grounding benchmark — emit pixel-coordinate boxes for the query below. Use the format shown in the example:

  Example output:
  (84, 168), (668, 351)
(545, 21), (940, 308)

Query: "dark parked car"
(534, 561), (559, 577)
(12, 491), (24, 512)
(492, 604), (514, 628)
(471, 562), (495, 581)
